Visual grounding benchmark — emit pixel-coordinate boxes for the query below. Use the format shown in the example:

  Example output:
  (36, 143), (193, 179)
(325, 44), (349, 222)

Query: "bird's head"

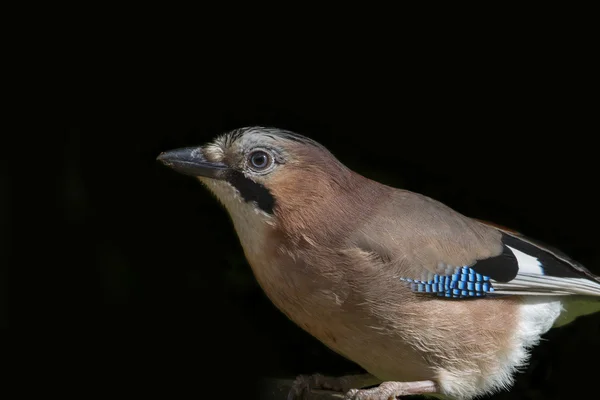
(157, 127), (384, 250)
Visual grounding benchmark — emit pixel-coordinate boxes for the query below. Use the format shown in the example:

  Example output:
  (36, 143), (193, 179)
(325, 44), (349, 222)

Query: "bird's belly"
(305, 295), (565, 399)
(264, 287), (435, 382)
(320, 328), (434, 382)
(248, 254), (566, 398)
(262, 275), (564, 397)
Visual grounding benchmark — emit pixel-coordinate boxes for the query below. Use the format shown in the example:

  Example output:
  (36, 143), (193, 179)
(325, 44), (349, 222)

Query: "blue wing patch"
(400, 266), (495, 298)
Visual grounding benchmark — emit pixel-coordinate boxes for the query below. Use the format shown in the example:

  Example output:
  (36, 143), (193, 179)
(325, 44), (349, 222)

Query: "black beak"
(156, 147), (230, 179)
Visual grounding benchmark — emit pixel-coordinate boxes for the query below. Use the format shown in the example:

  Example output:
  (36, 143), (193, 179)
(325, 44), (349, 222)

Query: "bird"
(156, 126), (600, 400)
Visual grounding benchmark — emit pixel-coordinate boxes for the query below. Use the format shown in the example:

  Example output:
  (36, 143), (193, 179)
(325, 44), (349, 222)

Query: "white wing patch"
(506, 245), (544, 275)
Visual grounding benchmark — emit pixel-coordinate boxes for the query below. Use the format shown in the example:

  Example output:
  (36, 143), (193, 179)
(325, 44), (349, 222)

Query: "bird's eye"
(249, 150), (272, 170)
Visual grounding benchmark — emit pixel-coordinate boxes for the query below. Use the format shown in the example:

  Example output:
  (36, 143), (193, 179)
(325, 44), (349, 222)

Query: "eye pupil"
(254, 154), (266, 165)
(250, 151), (270, 169)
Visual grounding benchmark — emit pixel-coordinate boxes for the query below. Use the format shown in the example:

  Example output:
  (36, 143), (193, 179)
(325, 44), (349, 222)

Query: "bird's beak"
(156, 147), (230, 179)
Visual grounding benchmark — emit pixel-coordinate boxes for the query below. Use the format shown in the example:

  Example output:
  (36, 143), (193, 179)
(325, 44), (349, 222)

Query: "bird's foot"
(287, 373), (381, 400)
(344, 380), (438, 400)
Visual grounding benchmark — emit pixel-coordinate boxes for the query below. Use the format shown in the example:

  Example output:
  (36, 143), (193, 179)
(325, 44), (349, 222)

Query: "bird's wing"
(353, 189), (600, 300)
(397, 223), (600, 299)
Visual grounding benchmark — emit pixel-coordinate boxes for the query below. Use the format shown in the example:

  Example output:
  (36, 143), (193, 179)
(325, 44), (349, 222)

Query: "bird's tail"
(553, 296), (600, 327)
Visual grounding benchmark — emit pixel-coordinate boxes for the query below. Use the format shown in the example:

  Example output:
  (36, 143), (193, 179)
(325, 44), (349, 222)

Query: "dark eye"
(249, 150), (271, 170)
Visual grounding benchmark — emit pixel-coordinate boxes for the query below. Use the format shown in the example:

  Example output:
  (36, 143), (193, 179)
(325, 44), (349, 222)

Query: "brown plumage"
(157, 127), (600, 400)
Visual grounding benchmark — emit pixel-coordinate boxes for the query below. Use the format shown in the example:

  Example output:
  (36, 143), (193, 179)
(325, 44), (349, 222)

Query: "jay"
(157, 127), (600, 400)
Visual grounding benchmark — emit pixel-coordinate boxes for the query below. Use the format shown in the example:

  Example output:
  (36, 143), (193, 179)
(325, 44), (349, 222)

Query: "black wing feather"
(469, 245), (519, 283)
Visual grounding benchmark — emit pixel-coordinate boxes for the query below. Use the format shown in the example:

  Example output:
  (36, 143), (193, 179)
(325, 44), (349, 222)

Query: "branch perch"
(260, 378), (346, 400)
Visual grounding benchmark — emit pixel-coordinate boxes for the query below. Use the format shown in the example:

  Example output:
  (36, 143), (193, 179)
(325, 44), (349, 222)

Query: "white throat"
(197, 177), (275, 258)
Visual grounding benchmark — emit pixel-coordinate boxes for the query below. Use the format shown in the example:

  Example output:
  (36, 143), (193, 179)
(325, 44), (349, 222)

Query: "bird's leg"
(344, 380), (439, 400)
(287, 373), (382, 399)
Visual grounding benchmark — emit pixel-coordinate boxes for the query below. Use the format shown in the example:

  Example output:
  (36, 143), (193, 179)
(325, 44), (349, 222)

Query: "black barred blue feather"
(400, 266), (495, 298)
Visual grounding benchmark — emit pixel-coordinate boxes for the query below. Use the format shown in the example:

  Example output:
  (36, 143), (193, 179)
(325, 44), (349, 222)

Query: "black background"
(9, 58), (600, 399)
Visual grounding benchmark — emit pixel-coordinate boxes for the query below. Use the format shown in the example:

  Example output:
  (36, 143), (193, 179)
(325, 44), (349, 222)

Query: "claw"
(343, 380), (438, 400)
